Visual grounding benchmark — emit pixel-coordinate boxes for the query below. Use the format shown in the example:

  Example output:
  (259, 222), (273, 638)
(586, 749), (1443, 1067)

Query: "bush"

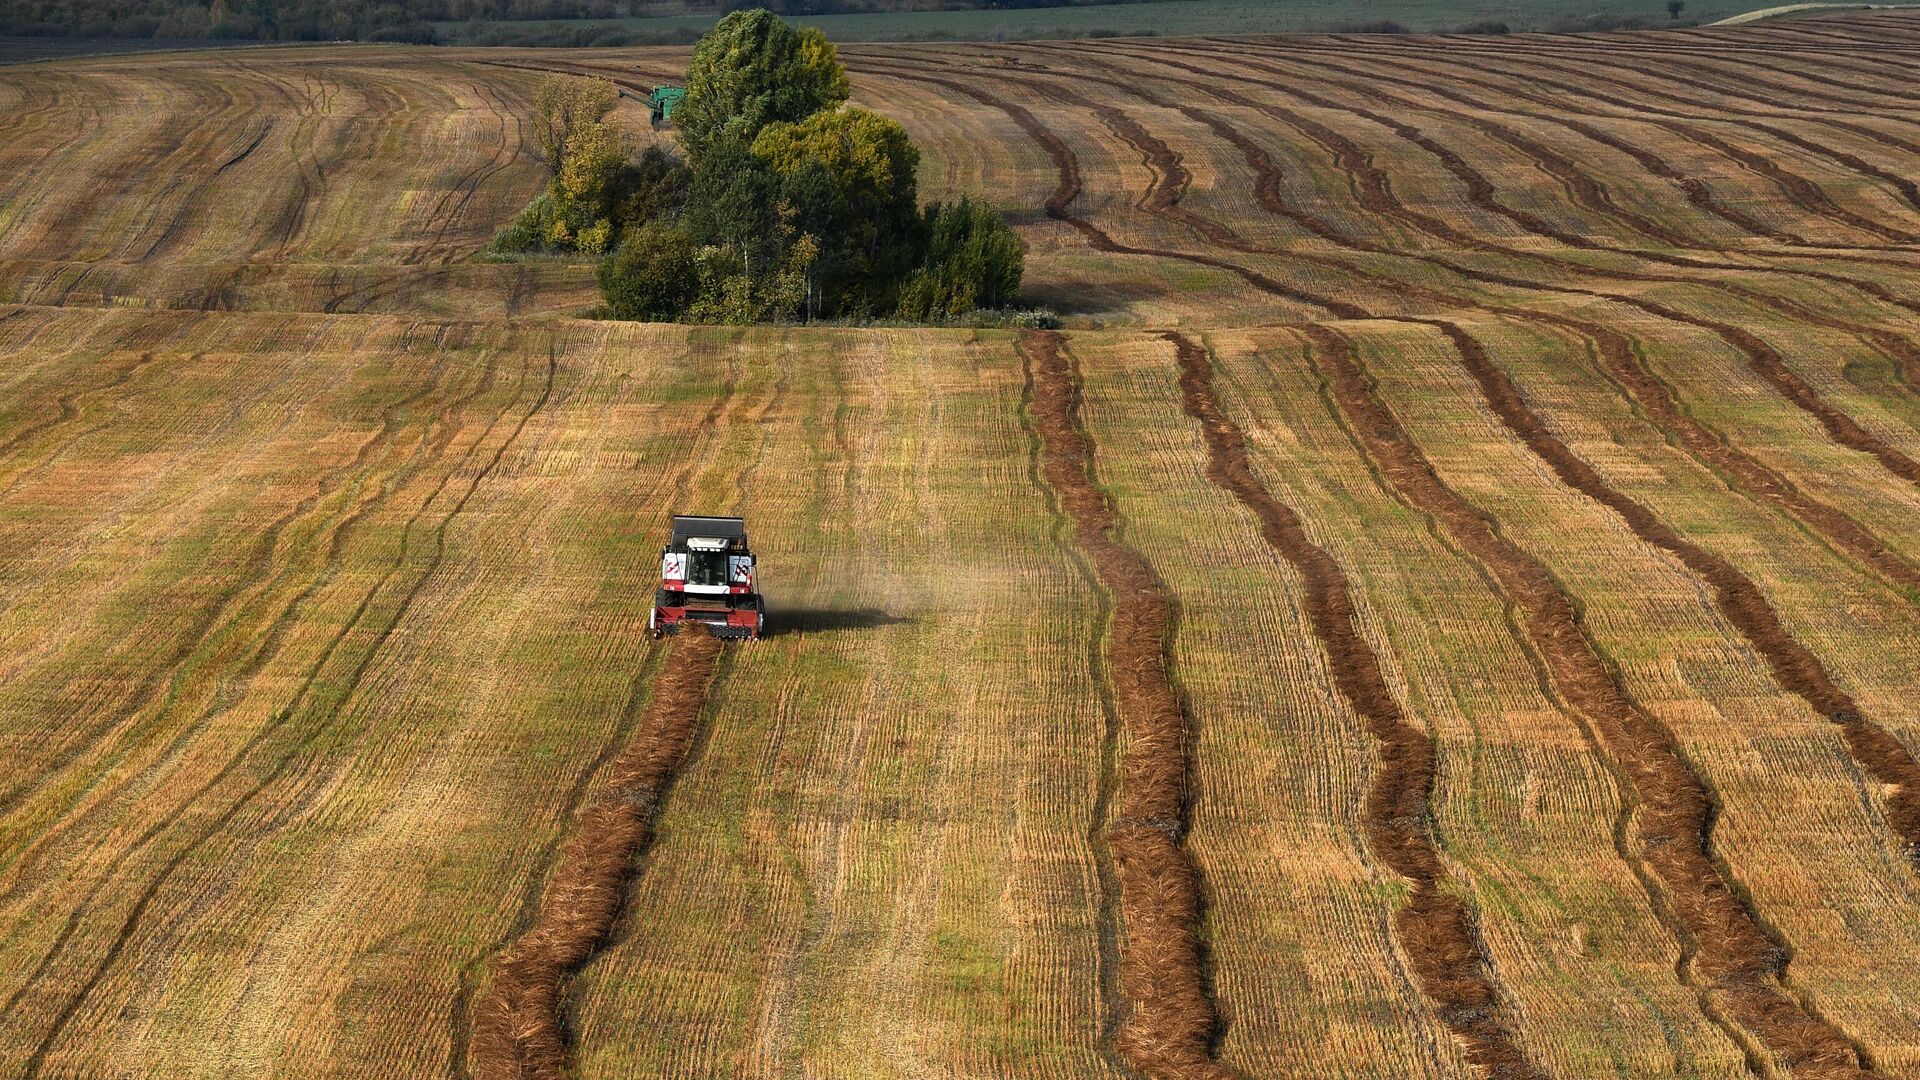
(1456, 19), (1510, 34)
(612, 146), (693, 229)
(490, 193), (557, 254)
(896, 197), (1024, 321)
(598, 223), (698, 321)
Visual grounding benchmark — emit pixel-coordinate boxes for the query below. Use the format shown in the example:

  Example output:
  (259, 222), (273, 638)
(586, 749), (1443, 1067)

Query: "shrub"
(612, 146), (693, 230)
(598, 223), (698, 321)
(896, 197), (1024, 321)
(489, 193), (554, 255)
(1456, 19), (1510, 34)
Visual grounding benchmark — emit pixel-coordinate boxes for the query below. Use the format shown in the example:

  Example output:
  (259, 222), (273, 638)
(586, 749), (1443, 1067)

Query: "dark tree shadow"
(768, 607), (910, 637)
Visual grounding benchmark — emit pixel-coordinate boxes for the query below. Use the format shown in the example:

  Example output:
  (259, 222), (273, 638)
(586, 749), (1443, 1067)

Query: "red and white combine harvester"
(650, 515), (765, 640)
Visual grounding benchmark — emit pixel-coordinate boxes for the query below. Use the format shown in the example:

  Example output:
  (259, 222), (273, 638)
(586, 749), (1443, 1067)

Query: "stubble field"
(4, 13), (1920, 1079)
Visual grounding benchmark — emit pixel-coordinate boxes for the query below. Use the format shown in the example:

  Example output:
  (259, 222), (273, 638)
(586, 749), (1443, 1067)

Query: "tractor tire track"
(445, 347), (743, 1080)
(0, 343), (449, 828)
(870, 56), (1920, 598)
(1012, 332), (1128, 1068)
(11, 348), (554, 1076)
(1423, 318), (1920, 858)
(415, 77), (529, 264)
(1009, 51), (1920, 503)
(1010, 67), (1920, 875)
(1169, 331), (1546, 1079)
(468, 627), (726, 1080)
(0, 349), (163, 465)
(1298, 322), (1874, 1079)
(1021, 328), (1232, 1080)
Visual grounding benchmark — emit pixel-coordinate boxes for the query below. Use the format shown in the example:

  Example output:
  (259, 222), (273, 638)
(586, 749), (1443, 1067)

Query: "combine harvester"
(649, 85), (685, 128)
(650, 515), (765, 640)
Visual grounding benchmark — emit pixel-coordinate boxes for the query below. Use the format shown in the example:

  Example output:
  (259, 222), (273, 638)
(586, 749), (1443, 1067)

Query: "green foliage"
(752, 106), (920, 314)
(614, 146), (694, 227)
(534, 75), (617, 175)
(676, 9), (850, 164)
(896, 197), (1024, 321)
(494, 75), (647, 255)
(561, 11), (1020, 324)
(598, 222), (698, 320)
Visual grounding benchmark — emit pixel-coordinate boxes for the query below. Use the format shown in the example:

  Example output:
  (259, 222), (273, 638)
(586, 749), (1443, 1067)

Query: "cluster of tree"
(496, 10), (1022, 324)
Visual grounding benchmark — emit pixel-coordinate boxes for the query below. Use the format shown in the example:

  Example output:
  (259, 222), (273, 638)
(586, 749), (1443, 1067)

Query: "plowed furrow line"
(469, 626), (726, 1080)
(887, 53), (1920, 595)
(1428, 318), (1920, 858)
(1355, 51), (1920, 219)
(1299, 322), (1874, 1080)
(1486, 46), (1920, 113)
(1031, 79), (1920, 866)
(1215, 46), (1920, 253)
(851, 65), (1350, 317)
(1251, 36), (1920, 108)
(1652, 52), (1920, 110)
(1397, 47), (1920, 219)
(1168, 330), (1545, 1079)
(1143, 41), (1920, 259)
(1021, 328), (1231, 1080)
(1034, 51), (1920, 497)
(1191, 47), (1920, 248)
(1018, 45), (1917, 321)
(10, 350), (554, 1074)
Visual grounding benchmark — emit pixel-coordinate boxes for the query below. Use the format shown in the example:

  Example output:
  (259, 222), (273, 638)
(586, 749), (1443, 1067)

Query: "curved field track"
(7, 11), (1920, 1079)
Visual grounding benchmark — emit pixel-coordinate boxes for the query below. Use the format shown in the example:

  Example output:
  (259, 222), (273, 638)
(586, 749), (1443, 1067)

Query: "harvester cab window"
(686, 550), (729, 586)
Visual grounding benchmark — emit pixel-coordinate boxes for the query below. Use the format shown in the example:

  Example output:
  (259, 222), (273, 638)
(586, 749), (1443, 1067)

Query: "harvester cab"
(650, 515), (764, 640)
(649, 85), (685, 129)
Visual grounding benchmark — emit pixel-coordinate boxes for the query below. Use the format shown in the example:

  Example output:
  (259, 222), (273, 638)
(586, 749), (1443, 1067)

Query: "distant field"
(433, 0), (1761, 43)
(5, 12), (1920, 1078)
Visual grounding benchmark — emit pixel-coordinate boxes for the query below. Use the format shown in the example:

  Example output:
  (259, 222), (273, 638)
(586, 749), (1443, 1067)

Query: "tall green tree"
(675, 8), (850, 164)
(752, 106), (920, 313)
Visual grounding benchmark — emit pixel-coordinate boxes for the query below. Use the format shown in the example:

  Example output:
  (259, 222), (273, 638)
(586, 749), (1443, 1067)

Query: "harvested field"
(6, 10), (1920, 1078)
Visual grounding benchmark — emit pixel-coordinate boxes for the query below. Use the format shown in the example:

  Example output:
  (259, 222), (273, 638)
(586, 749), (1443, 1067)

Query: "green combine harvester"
(649, 85), (685, 128)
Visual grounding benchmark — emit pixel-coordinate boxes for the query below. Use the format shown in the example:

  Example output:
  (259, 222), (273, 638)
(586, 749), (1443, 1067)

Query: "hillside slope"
(3, 14), (1920, 1077)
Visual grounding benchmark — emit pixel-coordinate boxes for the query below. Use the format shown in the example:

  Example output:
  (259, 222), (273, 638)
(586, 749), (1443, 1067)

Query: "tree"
(1667, 0), (1685, 17)
(598, 222), (698, 320)
(533, 75), (618, 176)
(675, 9), (850, 164)
(612, 146), (693, 228)
(681, 137), (781, 275)
(752, 106), (921, 313)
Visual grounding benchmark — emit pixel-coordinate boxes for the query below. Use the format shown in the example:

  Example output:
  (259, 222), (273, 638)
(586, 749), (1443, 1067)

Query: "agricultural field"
(428, 0), (1754, 47)
(5, 11), (1920, 1079)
